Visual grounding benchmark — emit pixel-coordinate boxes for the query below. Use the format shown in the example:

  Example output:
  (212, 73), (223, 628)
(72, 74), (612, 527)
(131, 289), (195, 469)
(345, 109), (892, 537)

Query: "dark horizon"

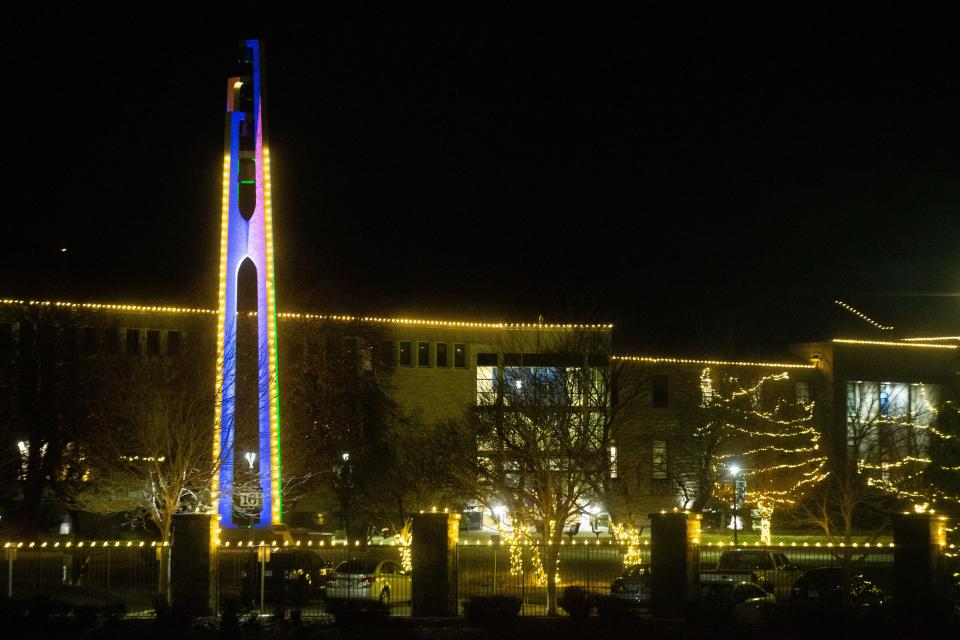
(3, 6), (957, 354)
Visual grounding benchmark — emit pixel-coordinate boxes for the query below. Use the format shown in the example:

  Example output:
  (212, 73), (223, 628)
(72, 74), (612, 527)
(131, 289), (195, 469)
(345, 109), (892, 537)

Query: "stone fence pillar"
(650, 511), (701, 618)
(893, 512), (947, 610)
(171, 512), (216, 615)
(411, 512), (459, 616)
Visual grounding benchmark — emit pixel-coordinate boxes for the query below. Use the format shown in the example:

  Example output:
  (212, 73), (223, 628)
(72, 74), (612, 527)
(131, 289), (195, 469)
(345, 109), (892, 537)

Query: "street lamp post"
(728, 465), (746, 545)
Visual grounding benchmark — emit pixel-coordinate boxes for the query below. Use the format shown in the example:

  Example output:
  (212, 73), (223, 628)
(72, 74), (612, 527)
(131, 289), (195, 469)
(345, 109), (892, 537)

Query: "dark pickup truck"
(701, 549), (802, 600)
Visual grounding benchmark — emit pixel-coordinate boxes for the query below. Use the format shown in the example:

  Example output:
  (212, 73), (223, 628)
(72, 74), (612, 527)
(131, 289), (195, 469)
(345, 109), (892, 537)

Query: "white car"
(326, 558), (411, 605)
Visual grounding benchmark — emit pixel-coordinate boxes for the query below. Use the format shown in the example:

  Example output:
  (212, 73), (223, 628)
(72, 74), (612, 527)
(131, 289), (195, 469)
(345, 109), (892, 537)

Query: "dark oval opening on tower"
(234, 257), (261, 526)
(238, 157), (257, 220)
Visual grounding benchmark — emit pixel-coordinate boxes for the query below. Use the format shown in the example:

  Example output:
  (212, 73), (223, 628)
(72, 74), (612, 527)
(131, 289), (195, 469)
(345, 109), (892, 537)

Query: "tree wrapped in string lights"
(852, 389), (960, 514)
(700, 368), (826, 543)
(795, 384), (959, 543)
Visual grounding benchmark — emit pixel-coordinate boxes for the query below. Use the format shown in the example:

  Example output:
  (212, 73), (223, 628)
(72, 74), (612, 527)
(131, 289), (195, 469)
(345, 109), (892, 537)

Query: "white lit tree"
(698, 367), (825, 543)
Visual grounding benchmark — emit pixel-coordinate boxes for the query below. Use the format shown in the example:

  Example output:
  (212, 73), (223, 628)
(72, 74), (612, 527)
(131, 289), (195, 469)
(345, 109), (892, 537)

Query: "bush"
(558, 587), (596, 620)
(463, 595), (521, 625)
(594, 596), (634, 624)
(73, 605), (100, 629)
(220, 598), (241, 634)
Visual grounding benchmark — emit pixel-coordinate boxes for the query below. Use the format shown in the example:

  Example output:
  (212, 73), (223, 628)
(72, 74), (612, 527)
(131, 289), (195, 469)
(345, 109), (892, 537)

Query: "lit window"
(609, 445), (619, 479)
(476, 366), (498, 405)
(652, 441), (667, 479)
(399, 341), (412, 366)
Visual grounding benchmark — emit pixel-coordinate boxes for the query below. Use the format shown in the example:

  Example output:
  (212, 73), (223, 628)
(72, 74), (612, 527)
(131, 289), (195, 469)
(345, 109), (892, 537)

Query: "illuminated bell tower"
(213, 39), (282, 528)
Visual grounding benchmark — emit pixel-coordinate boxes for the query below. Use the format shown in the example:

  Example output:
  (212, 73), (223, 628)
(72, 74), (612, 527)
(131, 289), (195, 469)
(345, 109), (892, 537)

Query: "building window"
(652, 440), (667, 479)
(652, 374), (669, 407)
(609, 444), (619, 479)
(476, 365), (498, 405)
(126, 329), (140, 356)
(82, 327), (98, 354)
(377, 340), (394, 369)
(361, 346), (373, 372)
(167, 331), (181, 355)
(795, 381), (811, 404)
(146, 330), (161, 356)
(399, 341), (412, 366)
(454, 343), (466, 368)
(436, 343), (448, 367)
(418, 342), (430, 367)
(344, 338), (358, 372)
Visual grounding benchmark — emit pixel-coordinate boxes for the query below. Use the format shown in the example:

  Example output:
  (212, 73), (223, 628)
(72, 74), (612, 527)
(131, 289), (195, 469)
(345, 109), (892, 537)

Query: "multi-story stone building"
(1, 297), (956, 534)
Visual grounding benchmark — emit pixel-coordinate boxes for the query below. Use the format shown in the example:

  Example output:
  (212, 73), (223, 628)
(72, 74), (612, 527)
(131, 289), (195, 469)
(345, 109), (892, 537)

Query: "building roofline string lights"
(833, 300), (894, 331)
(832, 338), (957, 350)
(0, 298), (612, 330)
(902, 337), (960, 342)
(611, 355), (816, 369)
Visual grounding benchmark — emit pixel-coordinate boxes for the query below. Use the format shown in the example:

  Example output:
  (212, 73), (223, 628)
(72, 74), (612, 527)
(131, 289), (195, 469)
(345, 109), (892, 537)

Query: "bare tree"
(67, 351), (219, 543)
(441, 330), (616, 615)
(0, 304), (97, 536)
(795, 382), (958, 543)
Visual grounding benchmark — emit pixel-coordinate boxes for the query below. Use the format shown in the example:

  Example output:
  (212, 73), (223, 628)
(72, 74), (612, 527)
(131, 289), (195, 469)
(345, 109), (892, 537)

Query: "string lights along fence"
(456, 539), (647, 615)
(4, 535), (958, 618)
(1, 541), (167, 616)
(215, 543), (410, 617)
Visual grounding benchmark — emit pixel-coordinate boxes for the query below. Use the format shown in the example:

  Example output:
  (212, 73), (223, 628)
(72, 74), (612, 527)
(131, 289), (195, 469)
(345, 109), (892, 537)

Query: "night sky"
(3, 5), (958, 354)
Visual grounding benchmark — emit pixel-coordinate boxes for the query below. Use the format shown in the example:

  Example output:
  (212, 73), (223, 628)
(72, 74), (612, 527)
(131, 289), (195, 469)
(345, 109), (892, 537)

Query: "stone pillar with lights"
(170, 512), (217, 615)
(893, 511), (947, 614)
(411, 511), (460, 616)
(649, 510), (701, 618)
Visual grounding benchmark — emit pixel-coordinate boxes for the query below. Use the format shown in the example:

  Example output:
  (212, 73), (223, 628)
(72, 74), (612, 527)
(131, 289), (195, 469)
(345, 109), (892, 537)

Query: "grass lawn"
(696, 530), (893, 545)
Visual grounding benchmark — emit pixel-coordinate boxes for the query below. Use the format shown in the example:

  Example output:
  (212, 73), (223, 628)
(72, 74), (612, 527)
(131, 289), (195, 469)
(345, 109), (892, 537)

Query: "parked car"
(698, 579), (778, 624)
(790, 567), (884, 615)
(702, 549), (802, 600)
(245, 550), (334, 606)
(326, 558), (411, 605)
(610, 563), (652, 605)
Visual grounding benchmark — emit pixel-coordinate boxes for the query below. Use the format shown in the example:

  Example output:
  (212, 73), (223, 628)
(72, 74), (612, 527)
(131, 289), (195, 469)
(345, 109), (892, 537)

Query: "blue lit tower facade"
(213, 39), (282, 529)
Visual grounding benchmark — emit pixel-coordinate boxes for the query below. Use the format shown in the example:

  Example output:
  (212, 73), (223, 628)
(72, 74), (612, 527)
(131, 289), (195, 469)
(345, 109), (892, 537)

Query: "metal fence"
(215, 543), (409, 617)
(697, 543), (897, 600)
(3, 538), (955, 618)
(456, 540), (646, 615)
(2, 543), (166, 616)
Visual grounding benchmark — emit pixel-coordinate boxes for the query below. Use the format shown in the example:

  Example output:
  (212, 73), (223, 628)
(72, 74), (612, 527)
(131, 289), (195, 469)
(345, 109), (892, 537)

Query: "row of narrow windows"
(0, 323), (186, 359)
(396, 341), (467, 368)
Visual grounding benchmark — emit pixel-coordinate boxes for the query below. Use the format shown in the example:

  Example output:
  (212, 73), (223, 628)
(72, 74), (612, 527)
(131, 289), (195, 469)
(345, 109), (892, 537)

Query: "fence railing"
(456, 541), (646, 615)
(2, 543), (166, 616)
(215, 543), (409, 617)
(3, 536), (955, 618)
(697, 542), (897, 601)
